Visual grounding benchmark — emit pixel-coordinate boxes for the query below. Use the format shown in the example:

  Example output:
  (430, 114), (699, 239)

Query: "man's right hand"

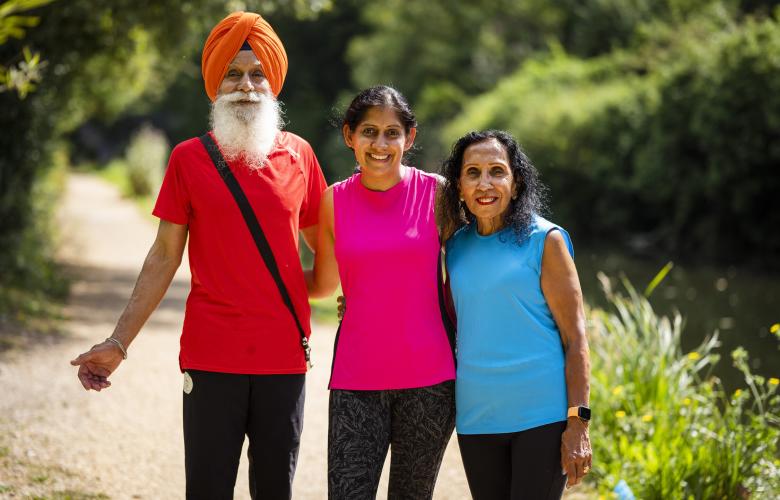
(70, 341), (124, 391)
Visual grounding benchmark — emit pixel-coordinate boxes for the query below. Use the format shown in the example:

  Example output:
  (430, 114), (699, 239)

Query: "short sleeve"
(298, 145), (327, 228)
(152, 144), (191, 225)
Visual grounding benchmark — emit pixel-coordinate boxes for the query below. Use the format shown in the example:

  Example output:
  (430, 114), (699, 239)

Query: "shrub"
(589, 273), (780, 498)
(124, 124), (168, 197)
(442, 10), (780, 266)
(0, 148), (69, 349)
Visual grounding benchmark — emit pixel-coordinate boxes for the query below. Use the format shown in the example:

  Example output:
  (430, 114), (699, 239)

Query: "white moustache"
(220, 91), (263, 103)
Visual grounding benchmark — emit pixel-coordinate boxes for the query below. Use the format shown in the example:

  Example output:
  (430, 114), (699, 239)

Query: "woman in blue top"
(439, 130), (592, 499)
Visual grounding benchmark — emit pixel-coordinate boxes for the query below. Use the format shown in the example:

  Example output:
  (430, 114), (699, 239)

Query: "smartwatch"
(567, 406), (591, 422)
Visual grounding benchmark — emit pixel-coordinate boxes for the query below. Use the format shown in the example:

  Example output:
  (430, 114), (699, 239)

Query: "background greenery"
(5, 0), (779, 266)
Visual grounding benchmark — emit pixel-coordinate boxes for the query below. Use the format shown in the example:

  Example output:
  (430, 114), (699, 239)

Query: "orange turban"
(202, 11), (288, 101)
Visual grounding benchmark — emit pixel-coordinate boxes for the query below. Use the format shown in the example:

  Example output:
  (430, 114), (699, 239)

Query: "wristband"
(567, 406), (591, 422)
(106, 337), (128, 360)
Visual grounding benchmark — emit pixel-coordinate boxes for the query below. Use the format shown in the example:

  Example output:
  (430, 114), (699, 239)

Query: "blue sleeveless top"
(446, 215), (573, 434)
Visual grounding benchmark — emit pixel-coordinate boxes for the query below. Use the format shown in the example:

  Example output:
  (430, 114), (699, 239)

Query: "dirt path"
(0, 173), (472, 499)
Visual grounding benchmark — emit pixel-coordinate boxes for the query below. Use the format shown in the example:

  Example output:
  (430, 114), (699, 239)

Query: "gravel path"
(0, 173), (473, 499)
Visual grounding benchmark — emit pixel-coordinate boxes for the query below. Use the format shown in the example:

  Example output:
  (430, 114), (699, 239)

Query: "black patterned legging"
(328, 380), (456, 500)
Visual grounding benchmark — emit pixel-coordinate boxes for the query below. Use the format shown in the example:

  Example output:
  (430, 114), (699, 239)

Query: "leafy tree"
(346, 0), (733, 166)
(444, 7), (780, 266)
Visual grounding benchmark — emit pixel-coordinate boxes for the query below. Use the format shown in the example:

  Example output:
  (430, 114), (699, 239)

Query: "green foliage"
(0, 0), (205, 342)
(0, 148), (69, 350)
(124, 125), (168, 197)
(0, 0), (52, 43)
(347, 0), (731, 166)
(444, 8), (780, 265)
(635, 13), (780, 262)
(0, 44), (45, 97)
(589, 273), (780, 498)
(347, 0), (568, 164)
(0, 0), (54, 97)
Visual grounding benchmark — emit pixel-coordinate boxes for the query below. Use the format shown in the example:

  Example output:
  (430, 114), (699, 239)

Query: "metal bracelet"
(105, 337), (128, 360)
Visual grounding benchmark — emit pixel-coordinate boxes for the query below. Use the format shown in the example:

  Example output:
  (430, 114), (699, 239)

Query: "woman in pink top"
(307, 86), (456, 499)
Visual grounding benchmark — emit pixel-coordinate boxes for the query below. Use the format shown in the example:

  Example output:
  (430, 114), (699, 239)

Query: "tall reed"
(589, 271), (779, 498)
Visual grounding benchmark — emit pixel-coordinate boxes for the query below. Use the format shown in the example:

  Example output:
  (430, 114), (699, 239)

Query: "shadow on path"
(61, 262), (189, 330)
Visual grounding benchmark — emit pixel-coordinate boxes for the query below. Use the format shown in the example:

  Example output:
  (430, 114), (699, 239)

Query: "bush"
(442, 10), (780, 266)
(0, 148), (69, 349)
(588, 273), (780, 498)
(124, 124), (168, 197)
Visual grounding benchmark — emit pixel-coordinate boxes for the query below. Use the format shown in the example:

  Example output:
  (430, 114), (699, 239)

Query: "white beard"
(210, 90), (283, 171)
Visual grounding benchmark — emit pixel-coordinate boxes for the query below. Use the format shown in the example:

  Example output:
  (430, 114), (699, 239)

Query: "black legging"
(457, 421), (568, 500)
(328, 380), (455, 499)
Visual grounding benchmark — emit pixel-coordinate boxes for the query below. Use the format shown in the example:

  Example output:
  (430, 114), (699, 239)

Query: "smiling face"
(343, 106), (416, 182)
(459, 138), (518, 235)
(217, 50), (272, 98)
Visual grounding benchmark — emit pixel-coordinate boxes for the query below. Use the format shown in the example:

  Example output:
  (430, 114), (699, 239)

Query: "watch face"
(579, 407), (592, 421)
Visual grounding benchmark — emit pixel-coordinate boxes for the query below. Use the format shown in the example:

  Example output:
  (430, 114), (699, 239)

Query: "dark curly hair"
(439, 130), (547, 243)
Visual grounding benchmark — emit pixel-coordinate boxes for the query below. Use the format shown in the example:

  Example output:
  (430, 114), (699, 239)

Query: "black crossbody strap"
(437, 247), (457, 365)
(199, 133), (312, 368)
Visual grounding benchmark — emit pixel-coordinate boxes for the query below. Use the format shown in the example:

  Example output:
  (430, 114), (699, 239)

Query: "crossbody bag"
(199, 133), (312, 368)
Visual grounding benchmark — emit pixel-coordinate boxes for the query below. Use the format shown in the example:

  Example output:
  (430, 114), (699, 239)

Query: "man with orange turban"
(71, 11), (326, 499)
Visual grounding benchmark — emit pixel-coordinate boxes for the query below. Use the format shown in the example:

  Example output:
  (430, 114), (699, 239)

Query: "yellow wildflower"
(683, 397), (691, 405)
(615, 410), (626, 419)
(642, 414), (653, 422)
(770, 323), (779, 334)
(612, 385), (624, 396)
(734, 389), (742, 397)
(687, 352), (701, 361)
(769, 378), (779, 386)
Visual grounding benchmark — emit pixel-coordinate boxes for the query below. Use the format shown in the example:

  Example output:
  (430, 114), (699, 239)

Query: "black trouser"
(183, 370), (305, 500)
(328, 380), (455, 500)
(457, 421), (567, 500)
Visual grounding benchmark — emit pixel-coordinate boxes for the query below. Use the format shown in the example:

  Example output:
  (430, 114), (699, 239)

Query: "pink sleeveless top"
(330, 166), (456, 390)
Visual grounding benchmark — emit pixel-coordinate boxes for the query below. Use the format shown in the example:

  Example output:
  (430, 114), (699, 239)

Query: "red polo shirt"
(153, 131), (326, 374)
